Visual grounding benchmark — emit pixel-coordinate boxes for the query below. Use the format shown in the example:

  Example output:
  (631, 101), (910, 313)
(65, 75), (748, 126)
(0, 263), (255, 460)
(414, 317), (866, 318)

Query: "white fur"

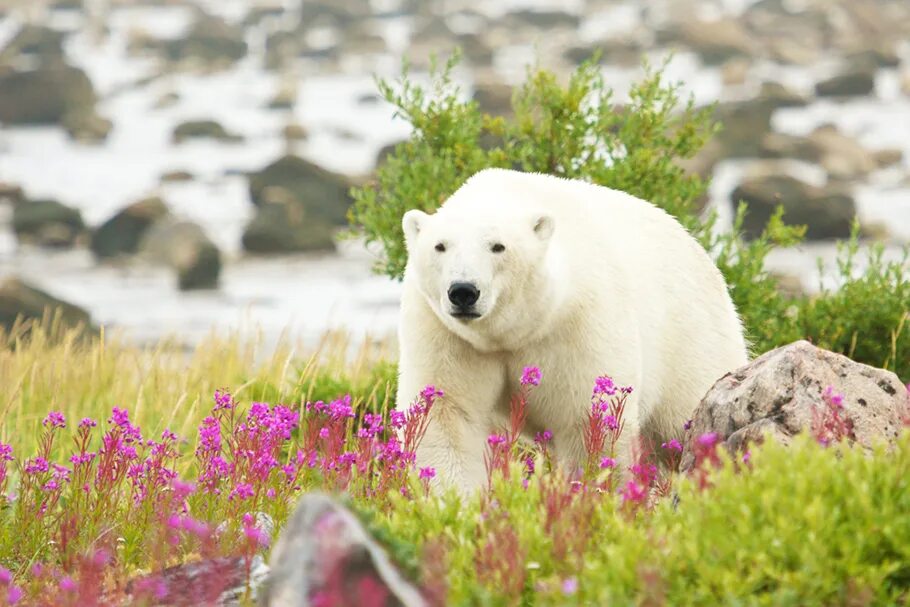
(396, 169), (748, 493)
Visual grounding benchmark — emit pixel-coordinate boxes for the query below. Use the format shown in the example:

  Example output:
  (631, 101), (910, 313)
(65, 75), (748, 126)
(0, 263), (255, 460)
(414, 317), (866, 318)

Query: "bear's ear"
(533, 215), (554, 241)
(402, 209), (428, 248)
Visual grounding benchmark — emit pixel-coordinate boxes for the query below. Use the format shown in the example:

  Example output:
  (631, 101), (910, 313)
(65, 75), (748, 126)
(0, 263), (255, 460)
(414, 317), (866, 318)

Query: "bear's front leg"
(396, 319), (505, 494)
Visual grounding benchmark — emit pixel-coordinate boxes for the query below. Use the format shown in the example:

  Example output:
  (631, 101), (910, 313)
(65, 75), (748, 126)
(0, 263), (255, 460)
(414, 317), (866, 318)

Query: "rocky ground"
(0, 0), (908, 342)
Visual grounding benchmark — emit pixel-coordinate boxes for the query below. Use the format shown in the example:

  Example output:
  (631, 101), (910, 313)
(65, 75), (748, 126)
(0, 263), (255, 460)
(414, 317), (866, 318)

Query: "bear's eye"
(434, 242), (446, 252)
(491, 243), (506, 253)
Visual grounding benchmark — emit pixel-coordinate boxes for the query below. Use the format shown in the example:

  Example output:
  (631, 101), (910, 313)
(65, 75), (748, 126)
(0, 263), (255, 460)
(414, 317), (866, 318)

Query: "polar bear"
(396, 169), (748, 492)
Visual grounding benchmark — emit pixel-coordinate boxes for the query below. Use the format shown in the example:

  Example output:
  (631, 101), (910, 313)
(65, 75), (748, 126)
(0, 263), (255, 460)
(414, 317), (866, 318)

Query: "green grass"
(0, 321), (396, 466)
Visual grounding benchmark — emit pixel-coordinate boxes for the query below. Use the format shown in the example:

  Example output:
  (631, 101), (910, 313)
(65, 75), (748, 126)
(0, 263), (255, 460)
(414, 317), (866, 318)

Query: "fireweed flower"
(824, 386), (845, 408)
(600, 457), (616, 469)
(621, 480), (647, 503)
(0, 443), (12, 462)
(213, 389), (235, 411)
(593, 375), (616, 396)
(534, 430), (553, 445)
(520, 366), (542, 386)
(7, 586), (23, 605)
(389, 410), (406, 429)
(230, 483), (255, 501)
(419, 385), (444, 402)
(0, 567), (11, 584)
(242, 513), (270, 548)
(24, 457), (49, 475)
(662, 439), (683, 452)
(419, 467), (436, 480)
(683, 419), (693, 431)
(487, 434), (507, 447)
(697, 432), (719, 448)
(42, 411), (66, 429)
(60, 577), (77, 592)
(79, 417), (97, 429)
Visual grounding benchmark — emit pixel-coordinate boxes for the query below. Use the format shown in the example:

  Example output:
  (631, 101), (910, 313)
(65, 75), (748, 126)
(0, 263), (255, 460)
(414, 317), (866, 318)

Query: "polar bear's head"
(402, 198), (556, 349)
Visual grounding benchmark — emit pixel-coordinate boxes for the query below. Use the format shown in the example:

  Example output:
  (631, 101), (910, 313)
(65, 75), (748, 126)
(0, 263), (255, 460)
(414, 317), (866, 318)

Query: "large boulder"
(248, 155), (352, 227)
(680, 341), (910, 472)
(731, 170), (855, 240)
(12, 198), (85, 248)
(90, 196), (169, 259)
(0, 277), (91, 333)
(261, 493), (426, 607)
(139, 219), (221, 290)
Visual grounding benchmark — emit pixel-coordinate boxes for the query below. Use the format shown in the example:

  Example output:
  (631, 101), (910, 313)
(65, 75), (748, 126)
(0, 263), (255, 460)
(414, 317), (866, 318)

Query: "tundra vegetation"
(1, 56), (908, 605)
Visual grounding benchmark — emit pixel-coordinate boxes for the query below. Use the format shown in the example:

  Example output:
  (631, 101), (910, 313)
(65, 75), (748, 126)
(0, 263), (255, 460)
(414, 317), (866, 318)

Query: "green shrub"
(349, 53), (714, 279)
(350, 53), (910, 380)
(373, 434), (910, 606)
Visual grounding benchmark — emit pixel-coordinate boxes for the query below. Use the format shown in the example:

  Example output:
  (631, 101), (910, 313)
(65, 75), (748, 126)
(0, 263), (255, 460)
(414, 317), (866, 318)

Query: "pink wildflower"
(42, 411), (66, 429)
(520, 366), (542, 386)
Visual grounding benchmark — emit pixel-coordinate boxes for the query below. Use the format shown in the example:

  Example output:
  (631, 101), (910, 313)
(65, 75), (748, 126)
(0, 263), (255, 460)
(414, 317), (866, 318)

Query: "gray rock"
(139, 219), (221, 290)
(815, 69), (876, 98)
(664, 18), (758, 65)
(846, 48), (901, 71)
(713, 98), (776, 157)
(0, 277), (91, 334)
(128, 555), (269, 606)
(160, 170), (194, 183)
(173, 120), (243, 144)
(133, 13), (248, 67)
(759, 81), (809, 108)
(680, 341), (910, 472)
(260, 493), (426, 607)
(807, 124), (878, 180)
(0, 65), (100, 131)
(248, 155), (352, 227)
(0, 182), (24, 206)
(0, 24), (66, 64)
(472, 79), (513, 117)
(242, 197), (336, 254)
(502, 9), (580, 30)
(91, 196), (169, 259)
(12, 198), (85, 248)
(731, 170), (856, 240)
(758, 133), (821, 163)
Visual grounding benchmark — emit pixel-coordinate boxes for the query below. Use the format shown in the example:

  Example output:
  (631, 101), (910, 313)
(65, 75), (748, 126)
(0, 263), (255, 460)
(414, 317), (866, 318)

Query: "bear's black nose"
(448, 282), (480, 308)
